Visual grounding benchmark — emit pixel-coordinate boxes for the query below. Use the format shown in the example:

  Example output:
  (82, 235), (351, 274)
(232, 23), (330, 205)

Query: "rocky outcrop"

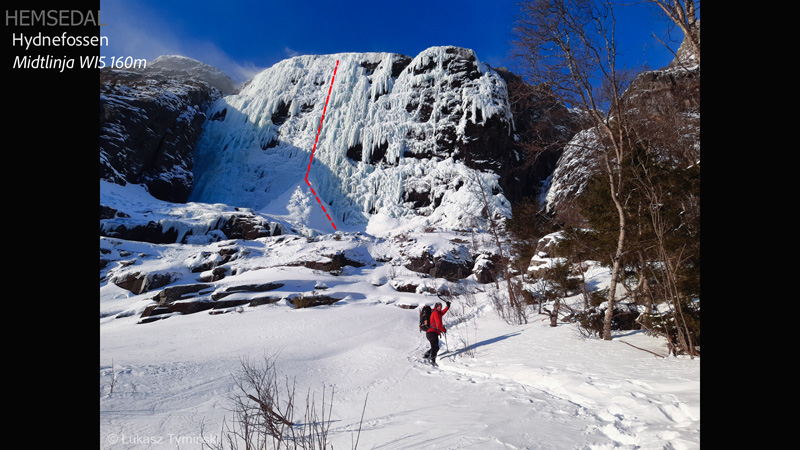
(403, 248), (474, 282)
(622, 65), (700, 165)
(138, 281), (284, 323)
(211, 283), (284, 300)
(109, 270), (181, 295)
(472, 252), (502, 284)
(544, 38), (700, 224)
(492, 68), (580, 204)
(100, 56), (237, 203)
(99, 203), (285, 245)
(295, 251), (366, 274)
(400, 237), (474, 282)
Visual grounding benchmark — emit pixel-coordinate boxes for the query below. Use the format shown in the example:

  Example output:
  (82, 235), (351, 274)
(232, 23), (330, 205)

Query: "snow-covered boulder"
(400, 234), (474, 281)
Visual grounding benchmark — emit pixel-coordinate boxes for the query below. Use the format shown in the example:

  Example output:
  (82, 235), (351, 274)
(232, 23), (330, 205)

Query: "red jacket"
(427, 305), (449, 335)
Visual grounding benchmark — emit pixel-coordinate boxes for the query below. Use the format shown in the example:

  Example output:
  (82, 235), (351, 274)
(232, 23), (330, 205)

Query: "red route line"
(305, 59), (339, 230)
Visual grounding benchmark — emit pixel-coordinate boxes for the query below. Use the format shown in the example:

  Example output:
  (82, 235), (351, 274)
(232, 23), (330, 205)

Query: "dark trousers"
(426, 331), (440, 362)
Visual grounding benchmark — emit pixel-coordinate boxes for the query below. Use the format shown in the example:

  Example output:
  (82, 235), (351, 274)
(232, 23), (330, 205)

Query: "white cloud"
(100, 1), (262, 83)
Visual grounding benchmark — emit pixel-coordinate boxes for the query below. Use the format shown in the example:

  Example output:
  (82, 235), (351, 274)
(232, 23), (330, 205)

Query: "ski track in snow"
(404, 334), (698, 450)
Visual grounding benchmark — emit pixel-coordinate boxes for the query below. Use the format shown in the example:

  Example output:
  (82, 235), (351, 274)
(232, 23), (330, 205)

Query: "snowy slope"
(189, 47), (512, 234)
(100, 184), (699, 450)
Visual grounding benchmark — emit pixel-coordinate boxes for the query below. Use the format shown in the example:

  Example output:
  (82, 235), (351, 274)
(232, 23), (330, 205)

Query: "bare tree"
(513, 0), (636, 340)
(203, 353), (368, 450)
(648, 0), (700, 64)
(471, 171), (527, 325)
(109, 359), (118, 395)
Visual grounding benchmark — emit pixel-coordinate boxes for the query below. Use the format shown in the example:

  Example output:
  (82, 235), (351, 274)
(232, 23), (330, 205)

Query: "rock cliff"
(100, 55), (237, 203)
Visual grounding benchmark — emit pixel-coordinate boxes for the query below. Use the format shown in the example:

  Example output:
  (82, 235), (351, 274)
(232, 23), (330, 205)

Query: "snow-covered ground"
(100, 204), (699, 449)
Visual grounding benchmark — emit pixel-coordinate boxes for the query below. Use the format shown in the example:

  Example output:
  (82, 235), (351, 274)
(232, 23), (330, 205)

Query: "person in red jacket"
(425, 301), (450, 367)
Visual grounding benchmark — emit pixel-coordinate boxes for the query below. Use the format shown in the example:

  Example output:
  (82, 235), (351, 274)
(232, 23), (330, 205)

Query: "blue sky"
(99, 0), (679, 83)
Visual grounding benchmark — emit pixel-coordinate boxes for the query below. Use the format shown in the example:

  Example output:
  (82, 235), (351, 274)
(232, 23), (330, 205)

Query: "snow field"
(100, 257), (699, 449)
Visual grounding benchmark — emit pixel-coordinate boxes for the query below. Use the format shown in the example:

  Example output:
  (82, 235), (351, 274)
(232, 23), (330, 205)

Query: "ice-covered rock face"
(189, 46), (514, 232)
(100, 56), (238, 203)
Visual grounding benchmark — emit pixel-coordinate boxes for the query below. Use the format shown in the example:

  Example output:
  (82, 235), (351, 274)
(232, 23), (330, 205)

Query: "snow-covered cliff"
(189, 47), (515, 233)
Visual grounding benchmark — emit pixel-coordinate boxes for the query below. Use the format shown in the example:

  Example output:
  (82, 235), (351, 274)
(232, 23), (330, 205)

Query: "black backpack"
(419, 305), (432, 332)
